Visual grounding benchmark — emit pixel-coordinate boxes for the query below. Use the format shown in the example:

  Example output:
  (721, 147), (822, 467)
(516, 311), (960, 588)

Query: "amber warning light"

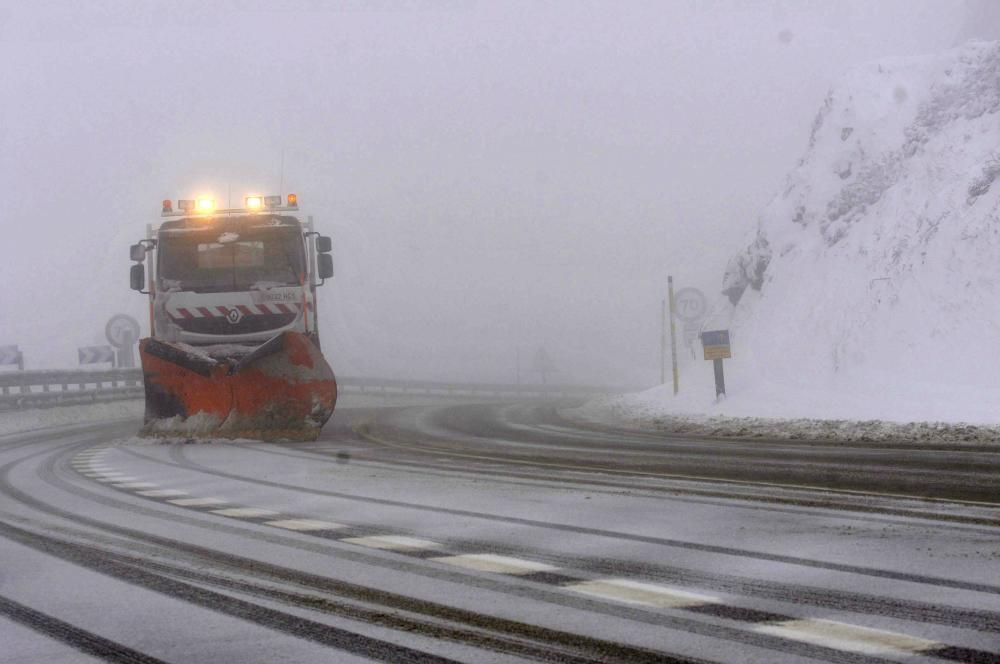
(162, 193), (297, 216)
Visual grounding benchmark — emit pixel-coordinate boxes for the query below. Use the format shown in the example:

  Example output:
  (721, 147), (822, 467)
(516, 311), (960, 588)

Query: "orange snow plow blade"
(138, 331), (337, 441)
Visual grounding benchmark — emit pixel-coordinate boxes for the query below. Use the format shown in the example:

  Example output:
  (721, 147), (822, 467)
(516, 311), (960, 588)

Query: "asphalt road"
(1, 401), (998, 663)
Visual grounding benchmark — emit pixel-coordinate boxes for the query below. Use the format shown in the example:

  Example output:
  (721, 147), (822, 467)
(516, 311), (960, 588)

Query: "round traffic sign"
(105, 314), (141, 348)
(674, 287), (708, 322)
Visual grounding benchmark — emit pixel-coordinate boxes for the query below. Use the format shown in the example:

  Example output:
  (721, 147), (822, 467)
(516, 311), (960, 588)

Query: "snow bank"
(0, 400), (142, 437)
(724, 41), (1000, 388)
(0, 392), (491, 439)
(578, 41), (1000, 435)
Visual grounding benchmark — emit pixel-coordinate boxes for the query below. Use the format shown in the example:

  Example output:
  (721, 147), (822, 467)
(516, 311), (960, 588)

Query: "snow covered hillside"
(579, 40), (1000, 428)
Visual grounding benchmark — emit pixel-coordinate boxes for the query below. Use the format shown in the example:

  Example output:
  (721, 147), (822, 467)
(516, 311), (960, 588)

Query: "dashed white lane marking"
(210, 508), (280, 518)
(168, 497), (228, 507)
(342, 536), (442, 551)
(564, 579), (718, 608)
(264, 519), (345, 531)
(431, 554), (558, 575)
(95, 476), (138, 483)
(137, 489), (189, 497)
(754, 619), (938, 656)
(112, 482), (158, 489)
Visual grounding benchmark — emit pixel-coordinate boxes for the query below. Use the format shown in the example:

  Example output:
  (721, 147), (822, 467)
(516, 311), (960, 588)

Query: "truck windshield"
(157, 226), (305, 292)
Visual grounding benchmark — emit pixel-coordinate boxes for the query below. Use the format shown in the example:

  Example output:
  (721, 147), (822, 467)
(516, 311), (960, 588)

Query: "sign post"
(105, 314), (140, 369)
(700, 329), (731, 399)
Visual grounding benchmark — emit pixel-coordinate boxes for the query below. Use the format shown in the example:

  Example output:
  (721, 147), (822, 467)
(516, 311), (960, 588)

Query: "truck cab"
(130, 195), (333, 348)
(127, 194), (338, 441)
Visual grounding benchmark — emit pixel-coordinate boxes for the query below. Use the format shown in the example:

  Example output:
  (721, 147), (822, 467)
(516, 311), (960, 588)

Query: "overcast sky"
(0, 0), (975, 384)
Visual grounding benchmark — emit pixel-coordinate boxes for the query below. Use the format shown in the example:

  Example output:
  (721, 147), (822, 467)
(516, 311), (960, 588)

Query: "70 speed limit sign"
(673, 288), (707, 322)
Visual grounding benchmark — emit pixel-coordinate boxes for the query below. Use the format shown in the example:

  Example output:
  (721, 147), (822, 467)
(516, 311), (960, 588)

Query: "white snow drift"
(578, 40), (1000, 435)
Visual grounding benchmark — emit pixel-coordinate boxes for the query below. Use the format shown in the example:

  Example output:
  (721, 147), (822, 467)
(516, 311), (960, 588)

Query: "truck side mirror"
(130, 263), (146, 291)
(316, 235), (332, 253)
(130, 244), (146, 262)
(317, 254), (334, 280)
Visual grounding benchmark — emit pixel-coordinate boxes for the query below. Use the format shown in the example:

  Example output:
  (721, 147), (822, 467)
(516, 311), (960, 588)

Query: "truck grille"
(174, 313), (297, 335)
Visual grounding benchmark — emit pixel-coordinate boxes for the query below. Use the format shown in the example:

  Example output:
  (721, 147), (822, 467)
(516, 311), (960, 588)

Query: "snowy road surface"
(1, 402), (998, 663)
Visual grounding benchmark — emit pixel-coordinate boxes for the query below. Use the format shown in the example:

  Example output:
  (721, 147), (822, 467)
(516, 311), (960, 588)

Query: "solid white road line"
(264, 519), (346, 531)
(342, 536), (442, 551)
(210, 508), (280, 518)
(754, 618), (939, 657)
(167, 497), (228, 507)
(431, 554), (558, 575)
(564, 579), (718, 608)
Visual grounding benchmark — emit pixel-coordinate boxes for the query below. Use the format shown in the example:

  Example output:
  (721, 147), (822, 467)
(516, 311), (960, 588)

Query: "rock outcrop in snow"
(724, 40), (1000, 387)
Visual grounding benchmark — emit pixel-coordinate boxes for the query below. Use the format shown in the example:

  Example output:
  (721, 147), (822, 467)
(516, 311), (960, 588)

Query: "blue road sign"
(700, 330), (730, 347)
(700, 329), (732, 361)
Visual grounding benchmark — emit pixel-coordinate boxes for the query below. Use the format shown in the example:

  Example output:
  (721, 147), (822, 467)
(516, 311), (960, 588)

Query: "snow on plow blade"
(139, 332), (337, 441)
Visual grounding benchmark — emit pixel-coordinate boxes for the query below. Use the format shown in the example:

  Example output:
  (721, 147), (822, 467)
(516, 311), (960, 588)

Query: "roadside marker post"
(700, 330), (731, 399)
(667, 277), (679, 395)
(659, 299), (666, 385)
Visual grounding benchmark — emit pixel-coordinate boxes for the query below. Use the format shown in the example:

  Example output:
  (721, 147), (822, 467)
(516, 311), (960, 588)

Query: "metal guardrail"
(0, 368), (629, 411)
(0, 368), (144, 411)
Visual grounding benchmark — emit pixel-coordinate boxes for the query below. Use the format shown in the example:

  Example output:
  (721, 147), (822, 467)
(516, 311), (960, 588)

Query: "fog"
(0, 1), (970, 385)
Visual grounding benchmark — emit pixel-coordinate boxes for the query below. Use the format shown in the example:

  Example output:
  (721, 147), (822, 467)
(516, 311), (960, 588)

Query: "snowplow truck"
(129, 194), (337, 441)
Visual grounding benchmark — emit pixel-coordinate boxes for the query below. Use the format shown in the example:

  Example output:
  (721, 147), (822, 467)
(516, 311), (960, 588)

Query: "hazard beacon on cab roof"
(128, 193), (337, 441)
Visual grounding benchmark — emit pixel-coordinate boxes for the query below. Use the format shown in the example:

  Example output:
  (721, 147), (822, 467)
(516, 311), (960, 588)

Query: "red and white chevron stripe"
(168, 303), (302, 319)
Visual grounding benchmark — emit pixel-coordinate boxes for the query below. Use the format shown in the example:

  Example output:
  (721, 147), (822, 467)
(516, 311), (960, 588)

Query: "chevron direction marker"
(78, 345), (115, 365)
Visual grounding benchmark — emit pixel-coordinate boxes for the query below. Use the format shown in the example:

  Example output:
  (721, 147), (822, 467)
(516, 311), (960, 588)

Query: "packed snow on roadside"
(573, 41), (1000, 444)
(569, 368), (1000, 444)
(0, 392), (492, 439)
(0, 400), (143, 437)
